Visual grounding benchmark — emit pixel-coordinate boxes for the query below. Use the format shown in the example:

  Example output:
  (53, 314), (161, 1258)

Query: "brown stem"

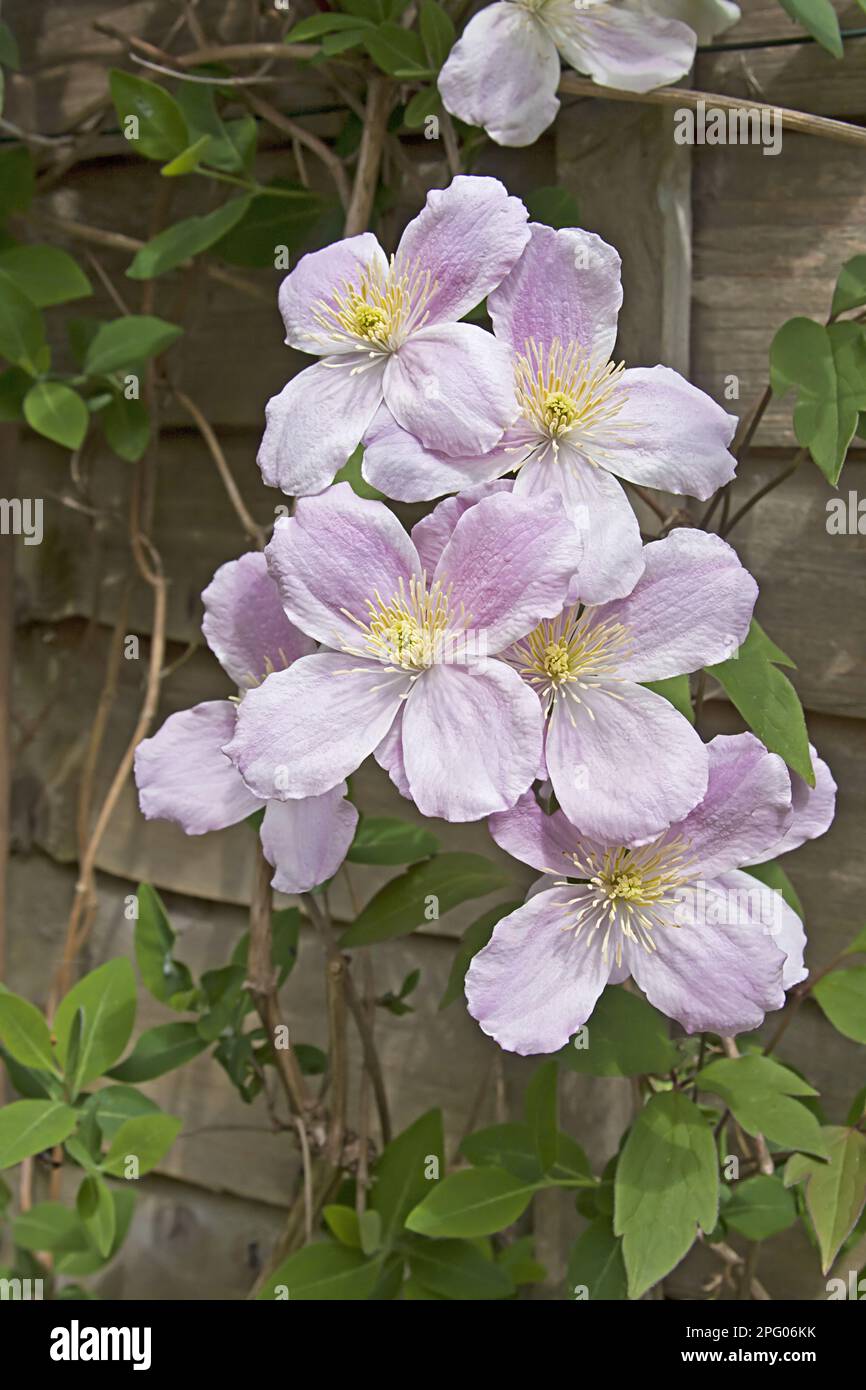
(558, 74), (866, 150)
(344, 76), (392, 237)
(172, 388), (267, 549)
(242, 91), (351, 211)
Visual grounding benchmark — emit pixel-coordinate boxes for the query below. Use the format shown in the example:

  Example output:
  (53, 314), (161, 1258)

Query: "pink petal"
(599, 366), (737, 500)
(402, 662), (543, 821)
(488, 223), (622, 362)
(666, 733), (793, 880)
(135, 701), (260, 834)
(224, 652), (410, 800)
(587, 528), (757, 681)
(384, 323), (517, 457)
(261, 784), (358, 894)
(713, 870), (807, 990)
(488, 790), (578, 875)
(265, 483), (422, 651)
(258, 357), (386, 497)
(550, 2), (696, 93)
(362, 404), (512, 503)
(432, 489), (578, 654)
(465, 887), (613, 1054)
(514, 443), (643, 604)
(278, 233), (389, 354)
(546, 680), (708, 844)
(758, 745), (836, 861)
(438, 5), (561, 148)
(410, 479), (514, 575)
(395, 174), (530, 323)
(202, 551), (314, 690)
(373, 706), (413, 801)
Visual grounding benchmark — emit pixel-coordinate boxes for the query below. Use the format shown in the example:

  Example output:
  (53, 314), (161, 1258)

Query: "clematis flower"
(257, 176), (530, 497)
(438, 0), (699, 148)
(224, 482), (580, 823)
(364, 223), (738, 603)
(134, 552), (358, 894)
(468, 731), (833, 1055)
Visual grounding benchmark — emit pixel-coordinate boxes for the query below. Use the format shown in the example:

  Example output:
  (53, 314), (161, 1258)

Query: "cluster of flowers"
(135, 175), (835, 1056)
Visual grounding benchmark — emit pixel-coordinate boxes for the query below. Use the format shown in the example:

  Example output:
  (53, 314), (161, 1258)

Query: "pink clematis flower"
(258, 176), (530, 497)
(414, 485), (757, 844)
(134, 552), (358, 894)
(224, 483), (580, 823)
(467, 732), (834, 1055)
(438, 0), (700, 148)
(364, 223), (738, 602)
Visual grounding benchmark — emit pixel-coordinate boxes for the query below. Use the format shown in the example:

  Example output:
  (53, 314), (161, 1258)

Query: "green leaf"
(364, 24), (432, 78)
(614, 1091), (718, 1300)
(323, 1204), (362, 1248)
(407, 1235), (513, 1299)
(697, 1054), (827, 1158)
(560, 986), (677, 1077)
(347, 815), (439, 865)
(196, 965), (248, 1042)
(831, 254), (866, 319)
(371, 1108), (444, 1244)
(708, 618), (814, 785)
(0, 1099), (78, 1168)
(101, 1113), (181, 1177)
(813, 967), (866, 1044)
(109, 1022), (208, 1082)
(77, 1175), (116, 1257)
(778, 0), (843, 58)
(843, 925), (866, 957)
(160, 133), (213, 177)
(23, 381), (88, 450)
(439, 900), (522, 1010)
(0, 245), (91, 307)
(525, 186), (581, 230)
(84, 315), (182, 375)
(102, 393), (150, 462)
(498, 1234), (546, 1286)
(109, 70), (189, 161)
(643, 673), (694, 724)
(126, 198), (250, 279)
(419, 0), (456, 69)
(785, 1127), (866, 1272)
(339, 852), (511, 947)
(257, 1241), (381, 1300)
(744, 860), (804, 920)
(404, 86), (442, 130)
(0, 993), (58, 1072)
(723, 1174), (797, 1240)
(332, 443), (385, 499)
(0, 275), (45, 372)
(525, 1060), (558, 1173)
(567, 1216), (627, 1300)
(54, 959), (137, 1090)
(322, 28), (370, 55)
(0, 21), (20, 69)
(213, 181), (326, 268)
(460, 1123), (544, 1182)
(0, 148), (34, 220)
(81, 1084), (160, 1144)
(769, 317), (866, 485)
(14, 1202), (88, 1254)
(405, 1166), (538, 1239)
(0, 365), (30, 419)
(134, 883), (196, 1010)
(285, 12), (375, 40)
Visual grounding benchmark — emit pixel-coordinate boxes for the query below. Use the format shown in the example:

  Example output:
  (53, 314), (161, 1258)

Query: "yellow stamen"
(513, 337), (628, 461)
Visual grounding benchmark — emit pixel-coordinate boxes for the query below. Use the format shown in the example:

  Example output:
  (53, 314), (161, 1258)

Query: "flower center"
(340, 575), (468, 673)
(513, 337), (627, 459)
(505, 606), (631, 716)
(553, 838), (695, 964)
(307, 256), (438, 356)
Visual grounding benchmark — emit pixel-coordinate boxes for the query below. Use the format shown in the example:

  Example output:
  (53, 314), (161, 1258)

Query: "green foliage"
(364, 25), (433, 78)
(404, 86), (442, 130)
(785, 1127), (866, 1272)
(126, 198), (250, 279)
(707, 619), (814, 785)
(339, 852), (512, 946)
(722, 1175), (798, 1241)
(813, 967), (866, 1044)
(347, 815), (438, 865)
(109, 70), (189, 161)
(77, 1175), (116, 1257)
(23, 381), (89, 450)
(560, 986), (677, 1077)
(406, 1166), (538, 1239)
(525, 186), (580, 230)
(371, 1108), (444, 1244)
(213, 182), (326, 267)
(770, 316), (866, 484)
(54, 959), (137, 1092)
(0, 147), (34, 220)
(0, 992), (59, 1073)
(0, 244), (91, 307)
(101, 1113), (182, 1177)
(134, 884), (197, 1010)
(778, 0), (843, 58)
(419, 0), (456, 69)
(102, 393), (150, 462)
(831, 254), (866, 318)
(525, 1060), (558, 1173)
(257, 1241), (381, 1300)
(643, 673), (695, 724)
(0, 275), (47, 373)
(698, 1054), (828, 1157)
(84, 316), (183, 375)
(567, 1216), (627, 1300)
(110, 1023), (208, 1082)
(406, 1234), (514, 1299)
(614, 1091), (719, 1299)
(0, 1100), (78, 1169)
